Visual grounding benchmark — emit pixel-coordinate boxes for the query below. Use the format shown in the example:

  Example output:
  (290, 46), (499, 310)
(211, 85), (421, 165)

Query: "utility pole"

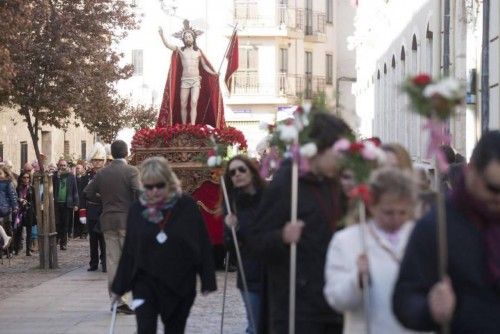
(481, 0), (490, 133)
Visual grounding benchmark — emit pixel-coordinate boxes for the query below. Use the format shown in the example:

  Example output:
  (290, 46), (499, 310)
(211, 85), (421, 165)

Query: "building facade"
(353, 0), (499, 163)
(118, 0), (358, 153)
(0, 108), (96, 172)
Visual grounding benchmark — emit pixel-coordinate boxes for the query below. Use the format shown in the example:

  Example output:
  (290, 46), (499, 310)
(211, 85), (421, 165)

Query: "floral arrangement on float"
(131, 124), (247, 154)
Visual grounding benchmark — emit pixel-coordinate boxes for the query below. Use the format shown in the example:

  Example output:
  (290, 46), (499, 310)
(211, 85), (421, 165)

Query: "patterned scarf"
(139, 191), (180, 223)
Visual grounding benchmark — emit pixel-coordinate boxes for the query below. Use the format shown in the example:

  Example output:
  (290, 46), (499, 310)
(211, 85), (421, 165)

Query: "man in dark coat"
(52, 159), (79, 250)
(393, 130), (500, 333)
(84, 143), (107, 272)
(74, 163), (89, 238)
(249, 113), (353, 334)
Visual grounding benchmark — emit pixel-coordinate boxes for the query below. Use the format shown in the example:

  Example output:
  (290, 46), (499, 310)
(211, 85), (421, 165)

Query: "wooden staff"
(358, 200), (371, 334)
(220, 177), (256, 333)
(289, 146), (299, 334)
(220, 251), (230, 334)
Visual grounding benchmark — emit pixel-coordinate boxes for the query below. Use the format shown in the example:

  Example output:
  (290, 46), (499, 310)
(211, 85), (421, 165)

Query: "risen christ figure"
(158, 26), (218, 125)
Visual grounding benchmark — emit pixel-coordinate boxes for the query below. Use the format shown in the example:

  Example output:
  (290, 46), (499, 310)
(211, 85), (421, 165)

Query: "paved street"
(0, 266), (246, 333)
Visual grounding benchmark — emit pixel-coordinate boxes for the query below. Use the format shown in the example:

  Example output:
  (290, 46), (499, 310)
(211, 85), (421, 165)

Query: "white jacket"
(324, 221), (429, 334)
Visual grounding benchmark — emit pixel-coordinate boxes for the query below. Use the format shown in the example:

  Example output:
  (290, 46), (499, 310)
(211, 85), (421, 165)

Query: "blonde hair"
(140, 157), (181, 194)
(381, 143), (413, 171)
(370, 168), (417, 204)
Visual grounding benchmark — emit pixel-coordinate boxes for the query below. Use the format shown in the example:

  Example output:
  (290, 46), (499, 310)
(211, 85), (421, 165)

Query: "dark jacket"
(16, 184), (36, 226)
(111, 194), (217, 298)
(393, 200), (500, 333)
(76, 174), (90, 209)
(249, 159), (343, 324)
(52, 172), (79, 208)
(83, 170), (103, 233)
(0, 179), (18, 217)
(224, 189), (264, 292)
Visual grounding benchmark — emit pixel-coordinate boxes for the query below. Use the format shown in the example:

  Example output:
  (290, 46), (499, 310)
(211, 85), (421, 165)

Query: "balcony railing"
(304, 11), (326, 35)
(234, 2), (314, 32)
(230, 72), (325, 98)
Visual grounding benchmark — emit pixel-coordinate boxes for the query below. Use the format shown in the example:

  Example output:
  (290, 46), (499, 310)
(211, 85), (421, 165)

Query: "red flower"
(412, 74), (432, 86)
(363, 137), (381, 147)
(348, 142), (365, 153)
(348, 184), (372, 204)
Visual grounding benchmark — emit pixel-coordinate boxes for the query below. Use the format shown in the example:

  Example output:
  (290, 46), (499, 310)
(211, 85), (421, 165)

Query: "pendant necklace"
(156, 211), (172, 244)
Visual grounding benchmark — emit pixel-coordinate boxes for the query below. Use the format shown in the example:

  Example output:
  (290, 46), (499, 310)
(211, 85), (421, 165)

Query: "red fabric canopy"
(157, 50), (225, 128)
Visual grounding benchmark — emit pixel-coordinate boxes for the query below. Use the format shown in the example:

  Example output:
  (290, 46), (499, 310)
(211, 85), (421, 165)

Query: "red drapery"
(191, 180), (224, 245)
(157, 50), (225, 128)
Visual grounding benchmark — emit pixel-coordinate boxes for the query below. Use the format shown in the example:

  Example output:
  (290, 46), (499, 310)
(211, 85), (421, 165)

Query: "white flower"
(259, 121), (270, 131)
(423, 77), (461, 99)
(207, 156), (218, 167)
(375, 149), (387, 164)
(302, 101), (312, 114)
(300, 142), (318, 158)
(256, 135), (271, 155)
(216, 156), (223, 166)
(270, 160), (278, 169)
(278, 124), (299, 143)
(361, 141), (378, 160)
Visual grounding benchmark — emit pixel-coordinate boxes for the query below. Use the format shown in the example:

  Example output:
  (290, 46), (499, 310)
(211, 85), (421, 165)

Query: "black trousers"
(55, 203), (72, 247)
(133, 274), (196, 334)
(272, 320), (343, 334)
(88, 219), (105, 268)
(73, 211), (87, 237)
(13, 219), (32, 255)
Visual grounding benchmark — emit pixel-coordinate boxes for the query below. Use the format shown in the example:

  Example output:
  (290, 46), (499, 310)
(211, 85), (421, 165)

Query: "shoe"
(60, 245), (67, 251)
(102, 266), (107, 273)
(227, 264), (237, 273)
(2, 236), (12, 250)
(26, 252), (31, 256)
(87, 266), (98, 272)
(116, 304), (135, 315)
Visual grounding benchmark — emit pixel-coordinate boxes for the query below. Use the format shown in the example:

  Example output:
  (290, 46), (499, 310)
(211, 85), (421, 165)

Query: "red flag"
(224, 31), (239, 91)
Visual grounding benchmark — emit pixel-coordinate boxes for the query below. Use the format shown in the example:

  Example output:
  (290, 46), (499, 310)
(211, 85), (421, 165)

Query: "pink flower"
(361, 141), (378, 160)
(332, 138), (351, 153)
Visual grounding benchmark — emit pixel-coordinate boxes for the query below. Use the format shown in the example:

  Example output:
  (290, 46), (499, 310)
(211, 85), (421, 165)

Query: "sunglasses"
(143, 182), (166, 191)
(485, 181), (500, 195)
(229, 166), (248, 177)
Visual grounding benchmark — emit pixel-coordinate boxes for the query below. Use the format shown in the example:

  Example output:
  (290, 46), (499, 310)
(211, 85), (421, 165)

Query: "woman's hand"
(356, 253), (370, 289)
(281, 220), (305, 244)
(224, 213), (238, 228)
(110, 292), (121, 305)
(428, 276), (456, 324)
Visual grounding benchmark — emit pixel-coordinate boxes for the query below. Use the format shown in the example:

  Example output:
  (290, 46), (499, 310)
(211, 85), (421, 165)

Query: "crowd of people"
(0, 115), (499, 334)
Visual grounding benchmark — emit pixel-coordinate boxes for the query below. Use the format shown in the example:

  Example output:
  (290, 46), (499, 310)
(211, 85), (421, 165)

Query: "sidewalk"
(0, 266), (246, 333)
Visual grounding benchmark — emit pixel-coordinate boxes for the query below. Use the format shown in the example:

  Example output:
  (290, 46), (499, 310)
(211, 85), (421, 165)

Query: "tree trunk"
(22, 106), (44, 172)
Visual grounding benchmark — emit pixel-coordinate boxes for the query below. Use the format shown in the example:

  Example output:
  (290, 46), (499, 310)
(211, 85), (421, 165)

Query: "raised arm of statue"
(158, 26), (178, 51)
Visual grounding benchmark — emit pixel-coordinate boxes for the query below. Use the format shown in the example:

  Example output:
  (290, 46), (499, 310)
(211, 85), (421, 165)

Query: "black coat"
(224, 189), (264, 292)
(76, 174), (90, 209)
(249, 160), (343, 324)
(16, 184), (36, 227)
(112, 194), (217, 298)
(393, 200), (500, 333)
(52, 172), (79, 208)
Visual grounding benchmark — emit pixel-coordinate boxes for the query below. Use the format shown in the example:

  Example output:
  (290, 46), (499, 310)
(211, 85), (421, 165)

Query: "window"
(234, 45), (258, 93)
(279, 48), (288, 73)
(305, 51), (313, 98)
(305, 0), (313, 35)
(326, 54), (333, 84)
(326, 0), (333, 23)
(81, 140), (86, 160)
(64, 140), (70, 156)
(132, 49), (143, 76)
(20, 142), (28, 167)
(0, 142), (3, 162)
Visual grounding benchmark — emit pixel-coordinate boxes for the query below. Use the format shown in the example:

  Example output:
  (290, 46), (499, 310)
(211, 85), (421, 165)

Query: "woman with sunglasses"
(223, 155), (266, 334)
(111, 156), (216, 334)
(14, 172), (36, 256)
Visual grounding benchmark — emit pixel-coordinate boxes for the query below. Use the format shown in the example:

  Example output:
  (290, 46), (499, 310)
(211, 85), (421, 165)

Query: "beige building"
(0, 108), (96, 172)
(225, 0), (359, 148)
(353, 0), (499, 162)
